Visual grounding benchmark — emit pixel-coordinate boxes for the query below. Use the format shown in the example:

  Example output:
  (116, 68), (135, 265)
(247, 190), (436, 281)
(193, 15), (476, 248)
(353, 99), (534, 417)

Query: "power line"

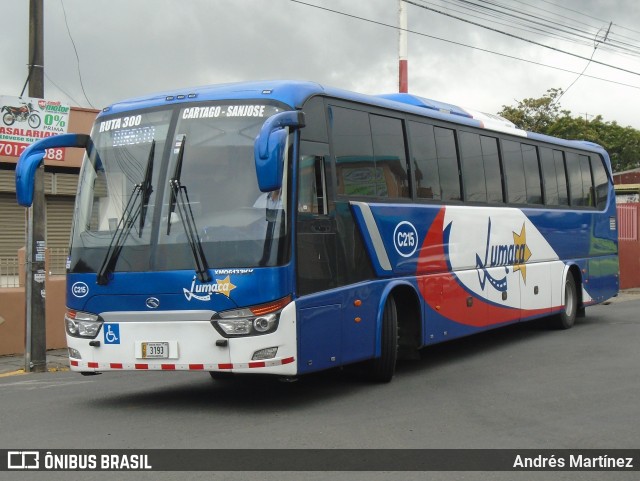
(554, 23), (611, 105)
(443, 0), (602, 44)
(536, 0), (640, 39)
(288, 0), (640, 91)
(427, 0), (585, 45)
(60, 0), (95, 108)
(434, 0), (640, 57)
(404, 0), (640, 78)
(44, 71), (82, 106)
(421, 0), (599, 52)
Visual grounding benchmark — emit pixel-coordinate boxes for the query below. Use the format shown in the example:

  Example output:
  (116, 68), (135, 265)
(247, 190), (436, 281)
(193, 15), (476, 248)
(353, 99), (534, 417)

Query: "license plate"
(141, 342), (170, 359)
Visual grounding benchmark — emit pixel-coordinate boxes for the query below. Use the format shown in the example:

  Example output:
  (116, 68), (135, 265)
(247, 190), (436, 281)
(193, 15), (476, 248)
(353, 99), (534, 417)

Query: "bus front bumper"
(65, 303), (298, 376)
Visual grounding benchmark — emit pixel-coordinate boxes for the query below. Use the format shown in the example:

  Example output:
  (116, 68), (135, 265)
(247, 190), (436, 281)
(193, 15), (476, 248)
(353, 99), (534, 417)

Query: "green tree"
(498, 88), (565, 132)
(498, 89), (640, 172)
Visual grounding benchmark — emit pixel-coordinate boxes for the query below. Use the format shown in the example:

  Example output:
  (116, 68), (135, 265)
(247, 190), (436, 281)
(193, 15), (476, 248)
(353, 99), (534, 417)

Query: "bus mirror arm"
(254, 111), (305, 192)
(15, 133), (92, 207)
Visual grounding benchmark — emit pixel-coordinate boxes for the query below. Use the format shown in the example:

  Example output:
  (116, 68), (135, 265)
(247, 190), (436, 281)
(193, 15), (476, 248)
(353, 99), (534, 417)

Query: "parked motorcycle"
(2, 101), (42, 128)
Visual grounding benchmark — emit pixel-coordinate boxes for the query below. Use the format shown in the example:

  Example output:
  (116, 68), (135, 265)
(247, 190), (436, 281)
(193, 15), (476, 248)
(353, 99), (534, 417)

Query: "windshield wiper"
(96, 141), (155, 285)
(138, 140), (155, 236)
(166, 135), (185, 236)
(166, 136), (211, 283)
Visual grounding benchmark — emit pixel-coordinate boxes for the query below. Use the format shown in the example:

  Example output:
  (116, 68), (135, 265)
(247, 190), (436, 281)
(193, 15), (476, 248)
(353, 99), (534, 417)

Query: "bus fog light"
(68, 348), (82, 359)
(252, 347), (278, 360)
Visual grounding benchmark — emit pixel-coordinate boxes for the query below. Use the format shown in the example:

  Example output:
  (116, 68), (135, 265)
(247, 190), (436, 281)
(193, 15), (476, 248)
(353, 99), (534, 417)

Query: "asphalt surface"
(1, 289), (638, 481)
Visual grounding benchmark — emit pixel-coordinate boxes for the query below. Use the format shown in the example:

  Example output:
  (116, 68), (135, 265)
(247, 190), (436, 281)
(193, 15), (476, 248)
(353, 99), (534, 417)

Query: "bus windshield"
(69, 102), (291, 275)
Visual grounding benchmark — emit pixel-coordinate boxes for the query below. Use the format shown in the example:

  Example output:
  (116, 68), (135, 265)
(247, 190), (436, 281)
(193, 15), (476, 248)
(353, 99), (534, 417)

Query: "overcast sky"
(2, 0), (640, 129)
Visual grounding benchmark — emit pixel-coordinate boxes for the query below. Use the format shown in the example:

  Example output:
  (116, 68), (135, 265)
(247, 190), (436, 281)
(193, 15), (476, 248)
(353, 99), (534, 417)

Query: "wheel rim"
(565, 281), (575, 317)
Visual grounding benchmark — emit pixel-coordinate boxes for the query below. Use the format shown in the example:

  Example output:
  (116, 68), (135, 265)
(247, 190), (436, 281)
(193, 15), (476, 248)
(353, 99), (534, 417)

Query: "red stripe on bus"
(189, 364), (205, 370)
(161, 364), (175, 370)
(88, 362), (99, 368)
(281, 357), (295, 365)
(110, 363), (123, 369)
(218, 363), (233, 370)
(70, 360), (79, 366)
(135, 364), (149, 370)
(249, 361), (266, 368)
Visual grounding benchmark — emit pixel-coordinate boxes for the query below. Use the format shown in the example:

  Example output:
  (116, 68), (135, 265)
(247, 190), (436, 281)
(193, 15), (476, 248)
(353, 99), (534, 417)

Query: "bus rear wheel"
(368, 295), (398, 383)
(550, 273), (578, 330)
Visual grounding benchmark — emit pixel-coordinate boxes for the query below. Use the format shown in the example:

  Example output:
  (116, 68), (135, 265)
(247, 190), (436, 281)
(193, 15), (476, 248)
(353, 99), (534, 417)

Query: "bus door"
(296, 144), (336, 295)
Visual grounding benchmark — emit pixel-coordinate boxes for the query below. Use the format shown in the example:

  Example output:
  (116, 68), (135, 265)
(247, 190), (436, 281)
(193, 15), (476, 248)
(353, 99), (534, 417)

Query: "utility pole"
(398, 0), (408, 93)
(25, 0), (47, 373)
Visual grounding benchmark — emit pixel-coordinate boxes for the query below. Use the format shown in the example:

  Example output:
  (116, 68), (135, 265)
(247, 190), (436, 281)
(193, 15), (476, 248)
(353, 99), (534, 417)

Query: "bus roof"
(100, 80), (609, 158)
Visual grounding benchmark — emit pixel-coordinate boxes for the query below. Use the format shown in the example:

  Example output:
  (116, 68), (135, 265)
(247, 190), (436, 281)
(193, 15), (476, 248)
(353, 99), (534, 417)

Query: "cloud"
(3, 0), (640, 128)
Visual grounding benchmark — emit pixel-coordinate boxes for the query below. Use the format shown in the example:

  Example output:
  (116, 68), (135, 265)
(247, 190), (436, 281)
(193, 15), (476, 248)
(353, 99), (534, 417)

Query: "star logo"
(512, 223), (532, 283)
(216, 275), (236, 298)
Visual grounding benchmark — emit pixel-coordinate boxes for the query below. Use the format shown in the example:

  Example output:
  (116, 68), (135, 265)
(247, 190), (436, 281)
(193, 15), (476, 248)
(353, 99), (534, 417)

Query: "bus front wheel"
(368, 295), (398, 382)
(551, 273), (578, 330)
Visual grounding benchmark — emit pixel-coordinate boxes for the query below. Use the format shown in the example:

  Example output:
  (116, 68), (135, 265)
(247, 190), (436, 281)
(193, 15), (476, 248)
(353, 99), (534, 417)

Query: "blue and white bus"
(16, 81), (619, 382)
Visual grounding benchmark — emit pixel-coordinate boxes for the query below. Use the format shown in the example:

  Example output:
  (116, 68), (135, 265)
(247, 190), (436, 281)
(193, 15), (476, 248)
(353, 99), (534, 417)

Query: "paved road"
(1, 300), (639, 481)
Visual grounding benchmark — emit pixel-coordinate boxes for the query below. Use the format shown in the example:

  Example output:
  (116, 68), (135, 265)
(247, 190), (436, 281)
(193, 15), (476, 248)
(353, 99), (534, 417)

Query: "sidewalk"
(2, 289), (639, 376)
(0, 348), (69, 377)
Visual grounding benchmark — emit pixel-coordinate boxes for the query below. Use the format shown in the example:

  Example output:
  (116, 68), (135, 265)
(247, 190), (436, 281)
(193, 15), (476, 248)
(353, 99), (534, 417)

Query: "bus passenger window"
(459, 132), (487, 202)
(408, 121), (441, 200)
(502, 140), (526, 204)
(566, 152), (584, 206)
(522, 144), (542, 204)
(370, 115), (409, 198)
(579, 154), (595, 206)
(553, 150), (569, 205)
(539, 147), (558, 205)
(331, 106), (376, 197)
(434, 127), (461, 201)
(591, 155), (609, 209)
(480, 136), (503, 203)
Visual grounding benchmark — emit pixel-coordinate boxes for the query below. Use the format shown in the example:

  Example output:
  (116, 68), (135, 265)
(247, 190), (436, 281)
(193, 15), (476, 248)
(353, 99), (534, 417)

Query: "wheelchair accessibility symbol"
(104, 324), (120, 344)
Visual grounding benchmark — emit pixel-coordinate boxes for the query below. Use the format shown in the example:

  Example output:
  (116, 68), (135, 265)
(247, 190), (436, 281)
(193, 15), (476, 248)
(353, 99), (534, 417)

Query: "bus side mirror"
(254, 110), (305, 192)
(15, 133), (91, 206)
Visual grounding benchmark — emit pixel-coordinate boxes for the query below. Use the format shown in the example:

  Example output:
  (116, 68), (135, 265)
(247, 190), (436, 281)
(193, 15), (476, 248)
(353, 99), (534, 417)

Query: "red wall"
(617, 203), (640, 289)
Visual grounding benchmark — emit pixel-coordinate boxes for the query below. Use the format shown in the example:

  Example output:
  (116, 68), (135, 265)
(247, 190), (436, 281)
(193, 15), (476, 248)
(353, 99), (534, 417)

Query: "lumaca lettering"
(183, 275), (237, 301)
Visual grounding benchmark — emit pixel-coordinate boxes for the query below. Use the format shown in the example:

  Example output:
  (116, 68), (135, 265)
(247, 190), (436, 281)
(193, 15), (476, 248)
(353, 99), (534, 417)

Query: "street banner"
(0, 95), (71, 161)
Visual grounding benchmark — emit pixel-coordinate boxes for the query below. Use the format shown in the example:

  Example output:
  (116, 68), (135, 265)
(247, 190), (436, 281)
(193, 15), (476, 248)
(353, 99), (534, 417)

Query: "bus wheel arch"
(392, 284), (422, 360)
(369, 283), (422, 382)
(552, 265), (581, 329)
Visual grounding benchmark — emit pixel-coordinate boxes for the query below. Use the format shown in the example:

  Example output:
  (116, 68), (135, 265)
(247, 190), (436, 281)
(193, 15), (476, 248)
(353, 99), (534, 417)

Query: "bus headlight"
(65, 309), (103, 339)
(211, 295), (290, 338)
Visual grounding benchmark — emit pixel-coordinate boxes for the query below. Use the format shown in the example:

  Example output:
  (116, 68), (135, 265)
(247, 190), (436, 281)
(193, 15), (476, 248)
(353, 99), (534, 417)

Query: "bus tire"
(551, 273), (578, 330)
(368, 295), (398, 383)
